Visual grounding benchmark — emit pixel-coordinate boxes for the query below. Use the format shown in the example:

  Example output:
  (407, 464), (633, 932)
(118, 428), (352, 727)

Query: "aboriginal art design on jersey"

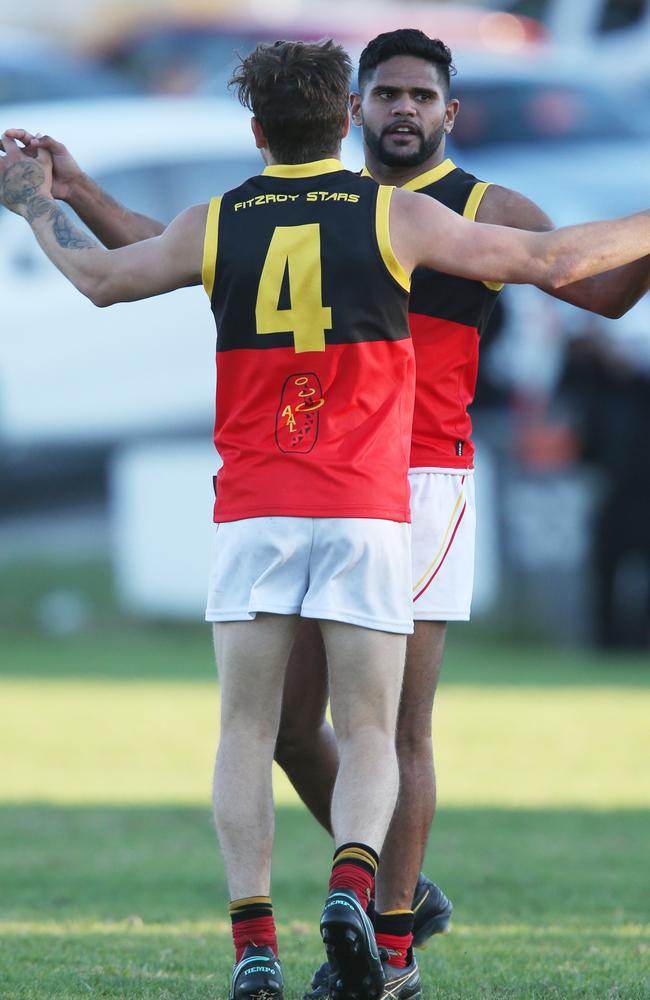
(276, 372), (324, 454)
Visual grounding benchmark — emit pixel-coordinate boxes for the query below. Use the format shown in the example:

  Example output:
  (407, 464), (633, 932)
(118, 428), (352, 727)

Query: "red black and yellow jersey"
(365, 158), (502, 470)
(203, 159), (414, 522)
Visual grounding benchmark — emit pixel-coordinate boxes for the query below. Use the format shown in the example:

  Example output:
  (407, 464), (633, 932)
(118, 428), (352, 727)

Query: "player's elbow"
(85, 288), (111, 308)
(597, 299), (628, 320)
(84, 279), (117, 308)
(542, 254), (581, 291)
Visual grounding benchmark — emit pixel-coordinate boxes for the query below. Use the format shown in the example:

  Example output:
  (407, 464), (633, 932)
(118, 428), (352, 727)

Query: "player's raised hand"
(0, 131), (53, 217)
(2, 130), (81, 201)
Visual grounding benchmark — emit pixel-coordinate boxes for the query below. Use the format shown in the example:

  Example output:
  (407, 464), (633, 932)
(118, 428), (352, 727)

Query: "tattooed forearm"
(26, 195), (97, 249)
(50, 207), (97, 249)
(1, 159), (96, 249)
(25, 196), (56, 223)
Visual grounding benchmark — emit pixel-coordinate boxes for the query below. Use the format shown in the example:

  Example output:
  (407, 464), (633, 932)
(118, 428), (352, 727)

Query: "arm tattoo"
(0, 161), (46, 208)
(26, 196), (56, 223)
(1, 160), (96, 249)
(50, 207), (96, 249)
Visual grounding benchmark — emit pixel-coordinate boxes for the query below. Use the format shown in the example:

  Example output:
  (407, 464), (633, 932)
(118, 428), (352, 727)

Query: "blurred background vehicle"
(0, 29), (136, 104)
(90, 2), (546, 96)
(481, 0), (650, 81)
(0, 95), (264, 449)
(487, 0), (650, 47)
(449, 53), (650, 153)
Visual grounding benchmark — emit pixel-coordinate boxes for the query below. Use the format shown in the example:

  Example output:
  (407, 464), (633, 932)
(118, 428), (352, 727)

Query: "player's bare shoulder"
(155, 202), (211, 286)
(389, 185), (461, 275)
(474, 183), (554, 233)
(163, 202), (210, 238)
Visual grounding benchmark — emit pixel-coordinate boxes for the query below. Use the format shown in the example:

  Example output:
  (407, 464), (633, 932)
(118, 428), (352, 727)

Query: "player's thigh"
(322, 620), (406, 740)
(279, 618), (329, 735)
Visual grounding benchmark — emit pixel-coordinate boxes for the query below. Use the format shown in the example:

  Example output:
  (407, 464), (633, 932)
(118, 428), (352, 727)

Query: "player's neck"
(365, 146), (448, 188)
(263, 147), (342, 167)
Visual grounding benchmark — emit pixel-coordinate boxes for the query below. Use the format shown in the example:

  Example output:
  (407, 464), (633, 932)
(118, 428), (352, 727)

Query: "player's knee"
(395, 723), (433, 764)
(274, 718), (314, 769)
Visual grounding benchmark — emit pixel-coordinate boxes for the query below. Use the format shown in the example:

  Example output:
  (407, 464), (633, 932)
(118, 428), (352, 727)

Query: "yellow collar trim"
(263, 159), (344, 178)
(362, 158), (456, 191)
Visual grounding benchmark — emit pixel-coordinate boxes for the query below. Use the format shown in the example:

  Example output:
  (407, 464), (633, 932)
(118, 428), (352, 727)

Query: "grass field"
(1, 559), (649, 998)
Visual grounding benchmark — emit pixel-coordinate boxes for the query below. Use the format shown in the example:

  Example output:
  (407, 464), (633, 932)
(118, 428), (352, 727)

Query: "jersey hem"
(409, 459), (475, 470)
(409, 466), (475, 476)
(213, 506), (411, 523)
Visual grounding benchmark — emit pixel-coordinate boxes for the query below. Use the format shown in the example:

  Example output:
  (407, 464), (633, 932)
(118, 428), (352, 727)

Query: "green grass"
(1, 806), (649, 999)
(1, 558), (649, 997)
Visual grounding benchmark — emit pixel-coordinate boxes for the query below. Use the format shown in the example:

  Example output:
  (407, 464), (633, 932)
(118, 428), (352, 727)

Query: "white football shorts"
(205, 516), (413, 634)
(410, 468), (476, 622)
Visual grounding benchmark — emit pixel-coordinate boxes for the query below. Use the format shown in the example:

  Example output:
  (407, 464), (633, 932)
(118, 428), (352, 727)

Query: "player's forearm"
(26, 196), (112, 305)
(538, 253), (650, 318)
(533, 211), (650, 290)
(64, 172), (165, 248)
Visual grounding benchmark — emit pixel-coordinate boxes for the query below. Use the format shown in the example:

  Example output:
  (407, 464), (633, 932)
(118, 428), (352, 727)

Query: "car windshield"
(449, 79), (650, 147)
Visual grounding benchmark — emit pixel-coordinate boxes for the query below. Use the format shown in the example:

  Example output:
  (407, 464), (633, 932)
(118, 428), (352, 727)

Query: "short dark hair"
(358, 29), (456, 97)
(229, 39), (352, 164)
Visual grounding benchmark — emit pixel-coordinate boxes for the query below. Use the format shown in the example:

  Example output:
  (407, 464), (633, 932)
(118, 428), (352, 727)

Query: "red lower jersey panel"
(213, 339), (415, 522)
(408, 313), (479, 469)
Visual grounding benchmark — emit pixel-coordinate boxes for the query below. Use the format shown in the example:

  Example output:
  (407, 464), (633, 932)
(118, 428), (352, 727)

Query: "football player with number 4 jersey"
(5, 35), (650, 1000)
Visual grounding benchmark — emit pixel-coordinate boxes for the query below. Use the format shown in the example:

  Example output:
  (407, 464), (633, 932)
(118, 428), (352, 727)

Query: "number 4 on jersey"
(255, 223), (332, 353)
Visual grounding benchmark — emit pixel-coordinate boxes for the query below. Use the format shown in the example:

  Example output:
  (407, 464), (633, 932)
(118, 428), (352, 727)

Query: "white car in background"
(0, 96), (363, 447)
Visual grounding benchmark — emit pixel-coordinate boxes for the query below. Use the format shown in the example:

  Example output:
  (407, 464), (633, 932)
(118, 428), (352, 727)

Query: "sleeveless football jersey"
(203, 159), (414, 523)
(366, 158), (502, 470)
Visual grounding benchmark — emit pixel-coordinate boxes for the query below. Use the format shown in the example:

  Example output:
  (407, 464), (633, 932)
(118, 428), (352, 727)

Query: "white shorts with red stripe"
(410, 468), (476, 621)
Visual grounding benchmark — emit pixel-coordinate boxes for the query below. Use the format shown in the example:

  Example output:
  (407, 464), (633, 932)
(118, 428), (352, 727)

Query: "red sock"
(229, 896), (278, 963)
(374, 909), (414, 969)
(329, 843), (379, 910)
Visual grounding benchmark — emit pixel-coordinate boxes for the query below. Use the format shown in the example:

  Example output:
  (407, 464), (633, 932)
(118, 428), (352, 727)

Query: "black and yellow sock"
(329, 842), (379, 909)
(229, 895), (277, 962)
(375, 909), (414, 968)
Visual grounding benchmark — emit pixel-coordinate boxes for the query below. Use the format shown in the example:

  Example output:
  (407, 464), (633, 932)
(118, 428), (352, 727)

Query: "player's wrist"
(61, 169), (93, 207)
(22, 193), (56, 223)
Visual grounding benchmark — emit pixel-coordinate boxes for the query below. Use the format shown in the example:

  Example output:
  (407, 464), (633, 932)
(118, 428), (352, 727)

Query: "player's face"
(352, 56), (458, 169)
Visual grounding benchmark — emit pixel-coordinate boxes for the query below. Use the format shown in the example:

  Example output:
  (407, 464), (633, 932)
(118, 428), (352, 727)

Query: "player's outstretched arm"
(390, 187), (650, 291)
(2, 129), (165, 248)
(0, 134), (204, 306)
(475, 185), (650, 319)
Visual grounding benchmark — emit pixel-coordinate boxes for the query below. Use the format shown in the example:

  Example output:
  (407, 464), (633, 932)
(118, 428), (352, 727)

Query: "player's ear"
(250, 117), (268, 150)
(350, 91), (362, 126)
(341, 111), (351, 139)
(444, 98), (460, 135)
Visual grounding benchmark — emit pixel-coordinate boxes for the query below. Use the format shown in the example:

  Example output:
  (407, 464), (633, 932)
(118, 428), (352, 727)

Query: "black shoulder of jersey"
(418, 165), (483, 216)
